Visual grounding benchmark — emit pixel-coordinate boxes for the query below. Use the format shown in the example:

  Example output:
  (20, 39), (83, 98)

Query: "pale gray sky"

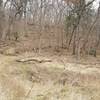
(93, 0), (100, 9)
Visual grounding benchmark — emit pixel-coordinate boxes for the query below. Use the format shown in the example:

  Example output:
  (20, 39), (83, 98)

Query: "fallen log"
(16, 57), (52, 63)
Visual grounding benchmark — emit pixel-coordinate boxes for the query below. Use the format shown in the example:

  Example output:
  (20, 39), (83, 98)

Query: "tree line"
(0, 0), (99, 57)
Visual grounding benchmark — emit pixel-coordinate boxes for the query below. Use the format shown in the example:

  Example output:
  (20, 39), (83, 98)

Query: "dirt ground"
(0, 49), (100, 100)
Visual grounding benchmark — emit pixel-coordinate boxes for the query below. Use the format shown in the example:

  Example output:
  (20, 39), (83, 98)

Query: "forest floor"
(0, 49), (100, 100)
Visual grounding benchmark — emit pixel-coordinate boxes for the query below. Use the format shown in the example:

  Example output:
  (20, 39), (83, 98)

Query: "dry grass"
(0, 52), (100, 100)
